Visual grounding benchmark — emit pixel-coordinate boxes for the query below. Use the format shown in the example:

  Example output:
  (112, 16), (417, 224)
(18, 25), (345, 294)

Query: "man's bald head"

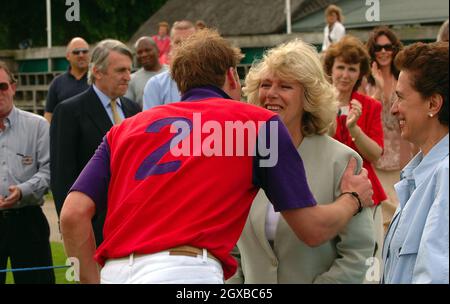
(168, 21), (196, 62)
(134, 37), (157, 50)
(66, 37), (90, 72)
(134, 37), (160, 71)
(66, 37), (89, 53)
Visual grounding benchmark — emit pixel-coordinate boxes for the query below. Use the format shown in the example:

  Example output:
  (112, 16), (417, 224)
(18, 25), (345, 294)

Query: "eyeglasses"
(374, 44), (394, 52)
(72, 48), (89, 55)
(0, 82), (11, 92)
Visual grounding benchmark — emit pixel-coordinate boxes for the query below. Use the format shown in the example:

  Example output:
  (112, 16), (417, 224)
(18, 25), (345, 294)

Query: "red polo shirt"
(71, 86), (316, 279)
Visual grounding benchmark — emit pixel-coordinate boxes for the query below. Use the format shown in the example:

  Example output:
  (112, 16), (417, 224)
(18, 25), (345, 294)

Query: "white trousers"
(100, 250), (224, 284)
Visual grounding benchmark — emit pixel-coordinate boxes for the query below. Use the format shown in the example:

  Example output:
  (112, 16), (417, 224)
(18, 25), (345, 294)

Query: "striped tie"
(110, 99), (123, 125)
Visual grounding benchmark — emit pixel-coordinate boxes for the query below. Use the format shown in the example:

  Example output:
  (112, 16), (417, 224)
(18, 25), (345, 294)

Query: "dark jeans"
(0, 206), (55, 284)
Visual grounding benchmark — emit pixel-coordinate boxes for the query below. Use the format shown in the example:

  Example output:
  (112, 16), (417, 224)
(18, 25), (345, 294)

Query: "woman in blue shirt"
(383, 42), (449, 284)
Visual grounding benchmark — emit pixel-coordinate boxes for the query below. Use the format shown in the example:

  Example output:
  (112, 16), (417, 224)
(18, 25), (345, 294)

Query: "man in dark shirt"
(44, 37), (90, 123)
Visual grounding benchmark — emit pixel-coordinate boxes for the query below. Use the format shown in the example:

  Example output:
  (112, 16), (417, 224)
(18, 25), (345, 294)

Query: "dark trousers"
(0, 206), (55, 284)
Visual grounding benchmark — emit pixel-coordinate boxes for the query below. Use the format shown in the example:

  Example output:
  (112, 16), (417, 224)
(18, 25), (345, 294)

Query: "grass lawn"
(5, 242), (76, 284)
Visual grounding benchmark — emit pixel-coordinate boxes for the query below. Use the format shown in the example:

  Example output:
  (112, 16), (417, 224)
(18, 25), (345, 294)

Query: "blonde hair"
(325, 4), (344, 23)
(437, 20), (449, 42)
(244, 39), (338, 136)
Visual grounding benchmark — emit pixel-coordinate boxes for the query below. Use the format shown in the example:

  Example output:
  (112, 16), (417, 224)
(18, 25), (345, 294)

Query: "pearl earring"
(428, 113), (434, 118)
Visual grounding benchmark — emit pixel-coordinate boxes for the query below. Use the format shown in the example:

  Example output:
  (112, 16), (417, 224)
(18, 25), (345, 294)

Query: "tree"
(0, 0), (167, 49)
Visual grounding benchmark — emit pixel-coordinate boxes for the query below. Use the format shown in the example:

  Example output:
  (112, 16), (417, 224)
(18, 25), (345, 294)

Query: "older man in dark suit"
(50, 39), (141, 245)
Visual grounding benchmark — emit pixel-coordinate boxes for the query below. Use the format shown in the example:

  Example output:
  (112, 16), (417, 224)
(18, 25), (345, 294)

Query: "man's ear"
(10, 83), (16, 96)
(92, 66), (102, 81)
(227, 67), (239, 89)
(224, 67), (242, 101)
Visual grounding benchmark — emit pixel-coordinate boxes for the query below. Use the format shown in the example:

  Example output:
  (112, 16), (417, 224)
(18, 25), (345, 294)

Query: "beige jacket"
(228, 135), (375, 284)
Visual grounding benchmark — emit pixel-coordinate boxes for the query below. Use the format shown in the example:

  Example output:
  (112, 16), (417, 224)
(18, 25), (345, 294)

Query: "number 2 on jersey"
(135, 117), (192, 180)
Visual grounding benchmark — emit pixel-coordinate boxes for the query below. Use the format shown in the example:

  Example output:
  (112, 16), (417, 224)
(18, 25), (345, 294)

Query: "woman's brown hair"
(323, 35), (371, 92)
(366, 26), (403, 83)
(395, 42), (449, 126)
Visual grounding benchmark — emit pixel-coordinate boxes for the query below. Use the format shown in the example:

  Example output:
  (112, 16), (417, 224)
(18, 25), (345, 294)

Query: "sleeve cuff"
(17, 182), (32, 201)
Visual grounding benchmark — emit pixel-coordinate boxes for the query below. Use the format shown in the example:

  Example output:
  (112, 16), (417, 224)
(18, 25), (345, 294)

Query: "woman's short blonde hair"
(244, 39), (338, 136)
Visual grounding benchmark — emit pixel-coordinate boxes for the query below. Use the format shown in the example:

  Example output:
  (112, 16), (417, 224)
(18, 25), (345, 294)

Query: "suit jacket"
(227, 135), (376, 284)
(50, 86), (141, 245)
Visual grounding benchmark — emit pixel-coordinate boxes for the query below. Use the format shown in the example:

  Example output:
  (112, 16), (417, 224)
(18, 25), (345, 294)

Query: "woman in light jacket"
(227, 40), (375, 284)
(382, 42), (448, 284)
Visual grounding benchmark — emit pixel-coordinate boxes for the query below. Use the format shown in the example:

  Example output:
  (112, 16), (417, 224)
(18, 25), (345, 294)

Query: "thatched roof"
(130, 0), (311, 44)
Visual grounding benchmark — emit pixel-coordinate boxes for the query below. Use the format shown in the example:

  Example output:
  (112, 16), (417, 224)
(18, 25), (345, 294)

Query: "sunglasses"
(0, 82), (11, 91)
(374, 44), (394, 52)
(72, 48), (89, 55)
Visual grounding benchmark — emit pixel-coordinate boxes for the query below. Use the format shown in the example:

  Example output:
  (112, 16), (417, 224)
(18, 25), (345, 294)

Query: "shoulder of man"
(48, 71), (70, 87)
(54, 87), (93, 113)
(209, 99), (277, 123)
(154, 69), (171, 81)
(131, 67), (145, 78)
(15, 107), (48, 126)
(144, 70), (170, 93)
(121, 96), (141, 113)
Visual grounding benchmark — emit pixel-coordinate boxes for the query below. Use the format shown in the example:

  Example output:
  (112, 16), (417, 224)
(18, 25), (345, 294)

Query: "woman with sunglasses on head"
(365, 27), (417, 233)
(324, 36), (386, 280)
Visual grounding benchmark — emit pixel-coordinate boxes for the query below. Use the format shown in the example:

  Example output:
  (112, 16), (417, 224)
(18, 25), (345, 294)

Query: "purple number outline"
(135, 117), (192, 180)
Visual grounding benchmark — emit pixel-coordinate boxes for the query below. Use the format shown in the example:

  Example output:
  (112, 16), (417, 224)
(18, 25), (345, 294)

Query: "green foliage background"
(0, 0), (167, 49)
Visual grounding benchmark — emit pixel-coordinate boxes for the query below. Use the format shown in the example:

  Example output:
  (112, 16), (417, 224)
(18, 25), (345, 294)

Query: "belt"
(168, 246), (220, 264)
